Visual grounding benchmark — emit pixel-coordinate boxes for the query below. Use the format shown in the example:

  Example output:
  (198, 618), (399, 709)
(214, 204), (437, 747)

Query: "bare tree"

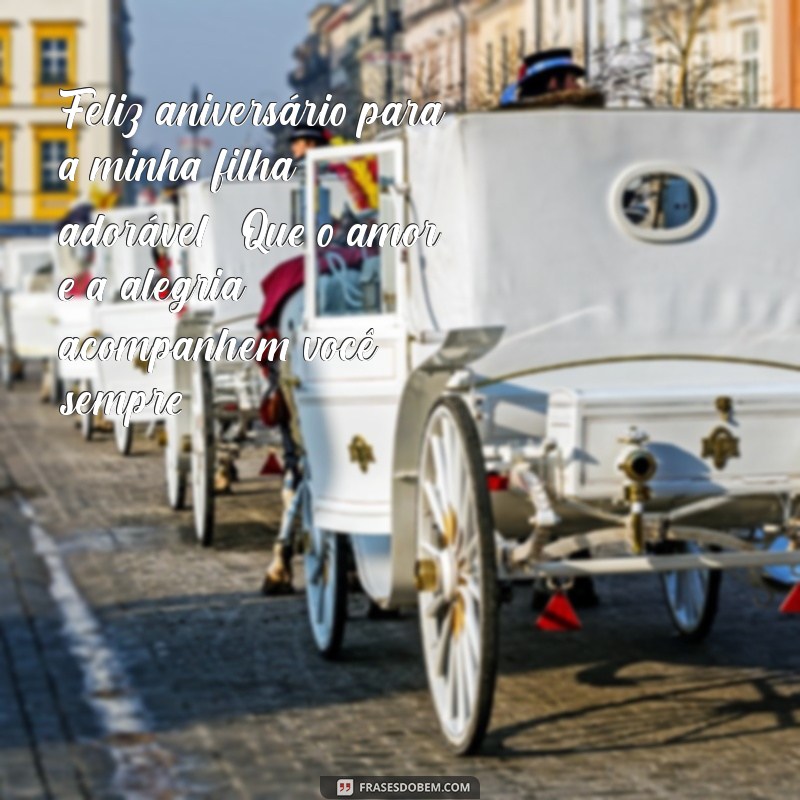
(641, 0), (737, 108)
(591, 39), (655, 107)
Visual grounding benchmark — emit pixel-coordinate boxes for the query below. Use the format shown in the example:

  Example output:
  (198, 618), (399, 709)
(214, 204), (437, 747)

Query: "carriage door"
(295, 140), (407, 536)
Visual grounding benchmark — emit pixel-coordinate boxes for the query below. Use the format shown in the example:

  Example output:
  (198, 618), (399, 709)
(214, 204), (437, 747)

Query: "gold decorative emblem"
(715, 395), (733, 422)
(701, 426), (740, 470)
(348, 435), (375, 473)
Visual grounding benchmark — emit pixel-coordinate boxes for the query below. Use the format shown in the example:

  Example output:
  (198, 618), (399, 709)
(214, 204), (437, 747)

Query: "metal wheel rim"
(304, 524), (341, 651)
(663, 542), (711, 632)
(165, 418), (184, 509)
(418, 405), (483, 746)
(190, 364), (209, 541)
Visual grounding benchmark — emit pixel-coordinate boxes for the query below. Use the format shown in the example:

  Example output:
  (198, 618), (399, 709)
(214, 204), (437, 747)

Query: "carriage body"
(293, 109), (800, 557)
(91, 203), (184, 425)
(51, 233), (103, 387)
(400, 110), (800, 543)
(287, 110), (800, 750)
(0, 237), (58, 362)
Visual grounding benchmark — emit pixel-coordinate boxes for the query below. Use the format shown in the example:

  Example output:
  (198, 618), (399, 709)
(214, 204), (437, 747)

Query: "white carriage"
(91, 203), (184, 455)
(274, 110), (800, 753)
(166, 179), (297, 545)
(0, 237), (58, 390)
(50, 234), (107, 435)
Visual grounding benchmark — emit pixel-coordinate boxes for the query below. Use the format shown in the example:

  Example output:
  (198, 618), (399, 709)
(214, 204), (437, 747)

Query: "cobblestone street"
(1, 377), (799, 800)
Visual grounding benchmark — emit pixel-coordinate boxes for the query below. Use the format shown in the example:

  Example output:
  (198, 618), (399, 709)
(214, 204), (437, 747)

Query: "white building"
(0, 0), (130, 235)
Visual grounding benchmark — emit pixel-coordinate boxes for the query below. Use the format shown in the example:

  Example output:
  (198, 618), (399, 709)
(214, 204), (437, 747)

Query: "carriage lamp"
(616, 427), (658, 485)
(618, 447), (658, 484)
(617, 429), (658, 554)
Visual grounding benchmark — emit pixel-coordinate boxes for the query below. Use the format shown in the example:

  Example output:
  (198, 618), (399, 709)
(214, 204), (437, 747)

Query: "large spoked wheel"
(165, 419), (187, 511)
(114, 420), (133, 456)
(417, 396), (499, 755)
(304, 508), (347, 659)
(661, 542), (721, 641)
(191, 360), (215, 546)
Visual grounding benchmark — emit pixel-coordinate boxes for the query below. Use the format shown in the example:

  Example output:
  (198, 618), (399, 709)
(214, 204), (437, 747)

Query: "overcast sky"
(128, 0), (322, 157)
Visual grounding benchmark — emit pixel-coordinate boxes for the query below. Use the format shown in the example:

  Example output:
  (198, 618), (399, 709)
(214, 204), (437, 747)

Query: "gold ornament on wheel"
(701, 426), (740, 470)
(348, 435), (375, 473)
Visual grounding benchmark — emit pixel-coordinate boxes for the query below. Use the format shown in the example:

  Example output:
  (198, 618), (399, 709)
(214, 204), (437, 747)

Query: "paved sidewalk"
(1, 380), (799, 799)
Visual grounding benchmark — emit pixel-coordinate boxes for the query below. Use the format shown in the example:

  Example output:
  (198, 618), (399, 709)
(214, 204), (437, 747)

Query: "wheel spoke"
(435, 607), (453, 678)
(430, 434), (450, 519)
(463, 593), (481, 665)
(458, 636), (475, 720)
(424, 593), (447, 618)
(442, 416), (460, 503)
(464, 575), (481, 603)
(423, 479), (446, 534)
(315, 556), (327, 625)
(448, 634), (460, 727)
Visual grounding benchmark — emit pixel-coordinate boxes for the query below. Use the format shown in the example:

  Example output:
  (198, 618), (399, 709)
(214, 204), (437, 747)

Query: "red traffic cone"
(779, 584), (800, 614)
(260, 450), (284, 476)
(536, 591), (582, 632)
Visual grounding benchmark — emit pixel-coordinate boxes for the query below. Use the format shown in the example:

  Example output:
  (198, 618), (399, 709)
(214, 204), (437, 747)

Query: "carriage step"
(536, 592), (582, 632)
(779, 584), (800, 614)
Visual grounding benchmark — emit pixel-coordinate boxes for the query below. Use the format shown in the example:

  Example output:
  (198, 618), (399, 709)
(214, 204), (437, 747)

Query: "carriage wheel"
(79, 380), (94, 441)
(304, 525), (347, 659)
(416, 396), (499, 755)
(191, 360), (215, 546)
(661, 542), (721, 641)
(114, 420), (133, 456)
(165, 418), (187, 511)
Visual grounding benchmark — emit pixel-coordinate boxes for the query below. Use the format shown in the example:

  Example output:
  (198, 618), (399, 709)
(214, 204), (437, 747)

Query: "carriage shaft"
(531, 549), (800, 578)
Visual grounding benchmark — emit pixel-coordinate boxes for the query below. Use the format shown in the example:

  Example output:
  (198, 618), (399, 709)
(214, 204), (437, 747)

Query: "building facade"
(471, 0), (531, 108)
(773, 0), (800, 107)
(0, 0), (130, 234)
(299, 0), (795, 113)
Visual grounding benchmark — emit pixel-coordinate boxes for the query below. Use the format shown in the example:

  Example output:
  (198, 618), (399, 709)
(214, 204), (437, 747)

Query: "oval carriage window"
(612, 164), (711, 242)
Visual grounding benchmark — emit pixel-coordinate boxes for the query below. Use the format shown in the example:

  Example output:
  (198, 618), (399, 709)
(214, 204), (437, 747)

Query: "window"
(597, 0), (606, 50)
(486, 42), (494, 94)
(41, 139), (67, 191)
(741, 27), (760, 106)
(614, 165), (712, 243)
(619, 0), (629, 42)
(518, 28), (526, 60)
(308, 146), (403, 318)
(501, 34), (510, 85)
(32, 126), (76, 220)
(32, 22), (77, 105)
(40, 37), (67, 84)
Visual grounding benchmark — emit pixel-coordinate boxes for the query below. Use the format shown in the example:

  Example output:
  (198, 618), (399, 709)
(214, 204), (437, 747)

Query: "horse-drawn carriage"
(90, 203), (185, 455)
(0, 237), (59, 390)
(271, 110), (800, 753)
(166, 178), (296, 544)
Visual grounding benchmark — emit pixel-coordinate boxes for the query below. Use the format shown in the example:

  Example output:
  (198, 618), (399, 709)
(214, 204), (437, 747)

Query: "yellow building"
(0, 0), (130, 235)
